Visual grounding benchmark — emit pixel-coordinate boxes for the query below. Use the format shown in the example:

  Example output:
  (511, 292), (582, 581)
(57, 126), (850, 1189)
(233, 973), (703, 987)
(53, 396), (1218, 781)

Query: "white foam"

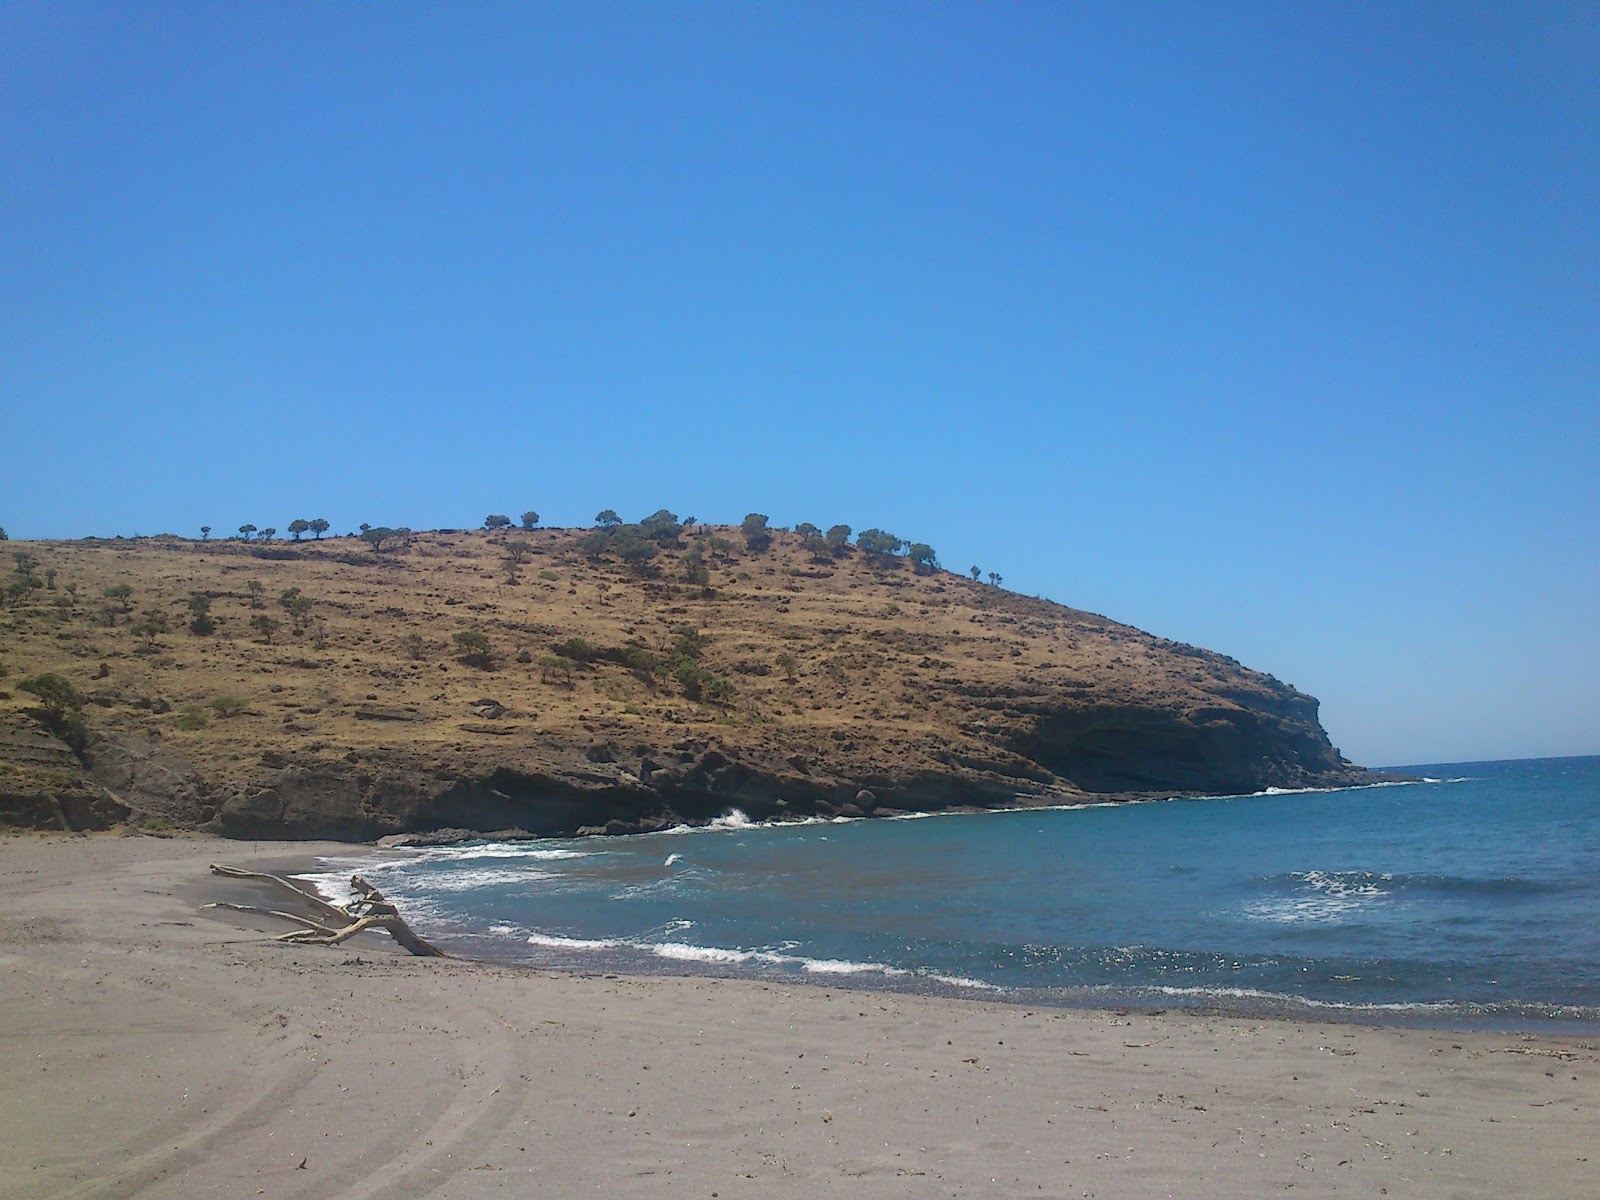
(1144, 984), (1452, 1013)
(652, 941), (756, 963)
(664, 853), (683, 867)
(407, 866), (555, 893)
(798, 957), (907, 976)
(526, 932), (622, 950)
(926, 973), (1005, 991)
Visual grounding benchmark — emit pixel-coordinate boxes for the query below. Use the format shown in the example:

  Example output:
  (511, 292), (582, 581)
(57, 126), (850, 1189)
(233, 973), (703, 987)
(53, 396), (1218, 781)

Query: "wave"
(521, 931), (1012, 985)
(1262, 869), (1569, 899)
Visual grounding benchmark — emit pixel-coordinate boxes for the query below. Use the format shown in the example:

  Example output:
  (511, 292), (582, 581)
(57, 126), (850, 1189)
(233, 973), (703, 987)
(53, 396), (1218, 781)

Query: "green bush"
(18, 672), (88, 749)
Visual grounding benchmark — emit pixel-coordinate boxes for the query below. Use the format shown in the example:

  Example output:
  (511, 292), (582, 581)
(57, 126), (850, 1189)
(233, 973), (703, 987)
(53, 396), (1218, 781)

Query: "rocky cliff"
(0, 525), (1383, 840)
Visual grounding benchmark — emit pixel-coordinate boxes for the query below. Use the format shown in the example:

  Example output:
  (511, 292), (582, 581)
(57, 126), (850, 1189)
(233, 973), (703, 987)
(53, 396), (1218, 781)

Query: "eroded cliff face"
(0, 528), (1388, 839)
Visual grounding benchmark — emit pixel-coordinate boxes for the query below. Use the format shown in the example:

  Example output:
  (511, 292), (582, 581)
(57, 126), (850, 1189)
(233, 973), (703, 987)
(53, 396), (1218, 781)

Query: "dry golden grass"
(0, 526), (1317, 803)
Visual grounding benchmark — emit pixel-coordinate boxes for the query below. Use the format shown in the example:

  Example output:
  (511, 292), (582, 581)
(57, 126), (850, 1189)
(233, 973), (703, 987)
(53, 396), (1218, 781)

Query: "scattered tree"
(775, 651), (798, 681)
(741, 513), (772, 552)
(288, 519), (311, 540)
(505, 540), (533, 565)
(794, 522), (820, 539)
(210, 694), (247, 718)
(825, 525), (852, 554)
(133, 607), (171, 646)
(238, 524), (257, 541)
(258, 527), (276, 542)
(616, 533), (659, 574)
(0, 527), (7, 540)
(640, 509), (684, 546)
(595, 509), (621, 528)
(200, 526), (211, 540)
(988, 572), (1003, 588)
(519, 511), (540, 529)
(856, 528), (904, 558)
(103, 583), (134, 614)
(538, 654), (574, 686)
(361, 526), (400, 552)
(907, 543), (938, 573)
(43, 567), (56, 590)
(6, 576), (42, 607)
(18, 672), (88, 749)
(683, 545), (710, 585)
(246, 580), (265, 608)
(279, 588), (312, 629)
(309, 518), (330, 539)
(970, 565), (981, 581)
(187, 592), (215, 635)
(484, 514), (512, 530)
(250, 614), (279, 644)
(453, 629), (493, 668)
(402, 632), (430, 660)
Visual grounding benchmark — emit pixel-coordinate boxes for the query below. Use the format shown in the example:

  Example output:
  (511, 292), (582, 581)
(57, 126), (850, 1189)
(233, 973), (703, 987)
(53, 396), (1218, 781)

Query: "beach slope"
(2, 834), (1593, 1199)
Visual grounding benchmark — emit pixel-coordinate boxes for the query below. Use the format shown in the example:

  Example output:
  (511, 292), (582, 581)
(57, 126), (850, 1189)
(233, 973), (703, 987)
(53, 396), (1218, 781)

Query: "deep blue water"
(307, 756), (1600, 1028)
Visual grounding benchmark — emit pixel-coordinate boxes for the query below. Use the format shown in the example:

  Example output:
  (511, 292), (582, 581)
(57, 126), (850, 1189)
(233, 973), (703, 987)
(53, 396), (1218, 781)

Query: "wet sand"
(2, 833), (1594, 1199)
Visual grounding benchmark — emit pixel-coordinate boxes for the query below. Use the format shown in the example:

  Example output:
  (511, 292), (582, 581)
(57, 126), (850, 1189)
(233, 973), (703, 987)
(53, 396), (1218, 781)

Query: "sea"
(303, 755), (1600, 1031)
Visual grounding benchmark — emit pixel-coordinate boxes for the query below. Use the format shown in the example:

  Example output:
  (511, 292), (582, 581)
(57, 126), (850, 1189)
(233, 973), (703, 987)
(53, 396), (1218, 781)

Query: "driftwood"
(207, 864), (446, 957)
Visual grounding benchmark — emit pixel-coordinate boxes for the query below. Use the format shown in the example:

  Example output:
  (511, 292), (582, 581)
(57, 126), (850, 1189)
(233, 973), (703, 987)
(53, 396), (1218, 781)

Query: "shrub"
(552, 636), (597, 662)
(674, 660), (735, 704)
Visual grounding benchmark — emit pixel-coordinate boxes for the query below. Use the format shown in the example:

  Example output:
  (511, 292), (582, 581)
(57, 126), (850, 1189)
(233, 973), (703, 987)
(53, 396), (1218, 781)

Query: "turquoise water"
(308, 756), (1600, 1028)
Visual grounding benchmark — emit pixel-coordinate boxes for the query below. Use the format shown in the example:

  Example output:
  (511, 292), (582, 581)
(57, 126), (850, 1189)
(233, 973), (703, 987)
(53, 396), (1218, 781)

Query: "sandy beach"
(1, 834), (1594, 1199)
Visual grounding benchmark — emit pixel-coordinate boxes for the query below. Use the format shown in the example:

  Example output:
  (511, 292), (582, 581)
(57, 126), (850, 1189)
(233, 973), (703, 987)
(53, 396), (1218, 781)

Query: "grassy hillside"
(0, 521), (1370, 837)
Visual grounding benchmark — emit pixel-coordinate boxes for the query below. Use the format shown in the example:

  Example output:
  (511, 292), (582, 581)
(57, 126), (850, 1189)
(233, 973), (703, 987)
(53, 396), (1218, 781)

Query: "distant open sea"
(305, 755), (1600, 1031)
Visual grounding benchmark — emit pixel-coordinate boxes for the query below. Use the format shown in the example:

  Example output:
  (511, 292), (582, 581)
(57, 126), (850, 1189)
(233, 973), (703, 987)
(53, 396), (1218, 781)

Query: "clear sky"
(3, 3), (1596, 767)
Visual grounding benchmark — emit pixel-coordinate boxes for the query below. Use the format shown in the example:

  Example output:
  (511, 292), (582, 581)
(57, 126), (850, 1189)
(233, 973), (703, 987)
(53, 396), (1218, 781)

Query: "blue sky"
(3, 3), (1596, 766)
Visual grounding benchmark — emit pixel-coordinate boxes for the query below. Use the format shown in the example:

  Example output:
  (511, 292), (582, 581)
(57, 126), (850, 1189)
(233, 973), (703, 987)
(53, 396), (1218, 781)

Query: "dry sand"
(1, 834), (1595, 1199)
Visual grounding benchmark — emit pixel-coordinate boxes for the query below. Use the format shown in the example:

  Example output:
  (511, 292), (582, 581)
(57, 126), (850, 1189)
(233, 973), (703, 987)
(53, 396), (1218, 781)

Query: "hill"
(0, 520), (1381, 839)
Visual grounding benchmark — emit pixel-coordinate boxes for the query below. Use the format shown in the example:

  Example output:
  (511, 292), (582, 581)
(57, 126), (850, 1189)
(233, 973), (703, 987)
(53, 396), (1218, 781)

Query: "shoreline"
(292, 794), (1600, 1039)
(4, 831), (1597, 1199)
